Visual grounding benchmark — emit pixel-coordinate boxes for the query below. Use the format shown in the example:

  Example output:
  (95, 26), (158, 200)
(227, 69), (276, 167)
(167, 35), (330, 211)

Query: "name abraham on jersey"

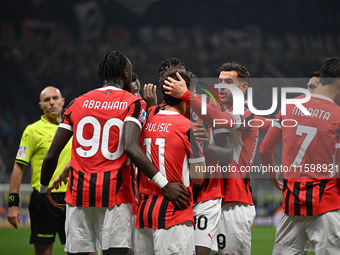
(82, 100), (128, 110)
(292, 106), (330, 120)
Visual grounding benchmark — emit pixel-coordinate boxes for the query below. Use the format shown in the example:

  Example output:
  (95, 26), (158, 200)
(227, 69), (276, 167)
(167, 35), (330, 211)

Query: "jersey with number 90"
(60, 86), (146, 207)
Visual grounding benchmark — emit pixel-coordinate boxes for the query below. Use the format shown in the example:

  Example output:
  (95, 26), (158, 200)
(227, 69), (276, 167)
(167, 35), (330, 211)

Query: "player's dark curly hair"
(218, 61), (250, 84)
(98, 51), (128, 84)
(160, 69), (196, 106)
(319, 57), (340, 86)
(309, 70), (320, 78)
(158, 58), (185, 74)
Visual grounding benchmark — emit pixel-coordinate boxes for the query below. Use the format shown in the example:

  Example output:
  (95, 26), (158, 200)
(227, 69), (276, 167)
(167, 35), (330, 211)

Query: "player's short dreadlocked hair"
(319, 57), (340, 86)
(160, 69), (196, 106)
(98, 51), (128, 84)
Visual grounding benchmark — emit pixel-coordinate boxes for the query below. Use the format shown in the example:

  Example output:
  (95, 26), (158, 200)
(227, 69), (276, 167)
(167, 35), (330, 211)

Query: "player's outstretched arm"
(259, 126), (283, 190)
(123, 121), (190, 210)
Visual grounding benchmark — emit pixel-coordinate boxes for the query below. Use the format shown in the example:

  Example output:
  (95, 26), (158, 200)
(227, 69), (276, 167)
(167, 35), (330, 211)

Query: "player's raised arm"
(163, 72), (237, 129)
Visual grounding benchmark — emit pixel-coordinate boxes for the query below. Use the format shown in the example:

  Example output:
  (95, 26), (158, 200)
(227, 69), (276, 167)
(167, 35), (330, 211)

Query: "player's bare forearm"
(163, 75), (235, 128)
(190, 161), (205, 184)
(123, 121), (159, 179)
(8, 163), (25, 228)
(9, 163), (25, 193)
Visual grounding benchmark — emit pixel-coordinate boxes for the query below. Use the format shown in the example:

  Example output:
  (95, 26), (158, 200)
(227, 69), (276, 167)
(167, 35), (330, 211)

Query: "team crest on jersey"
(17, 146), (27, 159)
(191, 111), (199, 122)
(139, 109), (146, 124)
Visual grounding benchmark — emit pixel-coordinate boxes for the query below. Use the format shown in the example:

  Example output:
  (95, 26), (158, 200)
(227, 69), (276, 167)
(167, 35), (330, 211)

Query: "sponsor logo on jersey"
(139, 109), (146, 124)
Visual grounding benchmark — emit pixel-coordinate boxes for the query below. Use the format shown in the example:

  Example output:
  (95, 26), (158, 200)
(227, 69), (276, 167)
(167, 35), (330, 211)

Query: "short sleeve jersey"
(60, 86), (147, 207)
(15, 115), (72, 193)
(180, 91), (258, 205)
(274, 94), (340, 215)
(135, 110), (205, 229)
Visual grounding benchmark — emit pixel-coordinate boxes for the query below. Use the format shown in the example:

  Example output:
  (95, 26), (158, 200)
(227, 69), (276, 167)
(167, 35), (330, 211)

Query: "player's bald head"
(40, 86), (62, 101)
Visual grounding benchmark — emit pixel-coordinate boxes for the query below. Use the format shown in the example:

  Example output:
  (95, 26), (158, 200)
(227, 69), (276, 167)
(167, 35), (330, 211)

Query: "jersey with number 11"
(136, 110), (205, 229)
(60, 86), (146, 208)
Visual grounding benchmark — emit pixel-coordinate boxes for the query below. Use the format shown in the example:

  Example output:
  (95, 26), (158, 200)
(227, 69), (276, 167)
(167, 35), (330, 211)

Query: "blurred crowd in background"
(0, 0), (339, 214)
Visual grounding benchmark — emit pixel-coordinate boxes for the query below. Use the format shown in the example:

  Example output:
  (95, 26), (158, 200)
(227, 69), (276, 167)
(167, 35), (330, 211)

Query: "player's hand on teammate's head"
(41, 187), (66, 210)
(143, 83), (158, 107)
(162, 182), (190, 210)
(163, 72), (188, 98)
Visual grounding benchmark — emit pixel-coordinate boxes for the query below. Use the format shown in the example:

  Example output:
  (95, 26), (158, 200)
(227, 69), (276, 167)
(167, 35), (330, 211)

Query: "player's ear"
(240, 82), (248, 94)
(38, 101), (43, 109)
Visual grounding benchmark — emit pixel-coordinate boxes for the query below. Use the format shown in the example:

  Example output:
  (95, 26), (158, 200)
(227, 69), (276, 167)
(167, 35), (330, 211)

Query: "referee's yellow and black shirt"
(15, 115), (72, 193)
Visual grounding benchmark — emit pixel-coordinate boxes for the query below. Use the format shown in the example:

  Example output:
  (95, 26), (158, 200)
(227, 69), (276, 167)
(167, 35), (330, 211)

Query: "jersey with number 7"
(273, 94), (340, 215)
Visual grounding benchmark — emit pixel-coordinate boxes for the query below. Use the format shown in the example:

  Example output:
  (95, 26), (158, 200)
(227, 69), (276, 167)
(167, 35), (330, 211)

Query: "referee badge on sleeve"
(17, 146), (27, 159)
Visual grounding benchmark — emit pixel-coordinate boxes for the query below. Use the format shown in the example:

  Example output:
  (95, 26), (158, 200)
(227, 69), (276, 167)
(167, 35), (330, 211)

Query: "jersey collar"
(311, 94), (334, 103)
(97, 86), (122, 91)
(158, 110), (180, 115)
(41, 115), (58, 126)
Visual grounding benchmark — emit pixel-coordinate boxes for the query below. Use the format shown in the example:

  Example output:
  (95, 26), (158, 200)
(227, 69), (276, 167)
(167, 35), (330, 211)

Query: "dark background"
(0, 0), (339, 215)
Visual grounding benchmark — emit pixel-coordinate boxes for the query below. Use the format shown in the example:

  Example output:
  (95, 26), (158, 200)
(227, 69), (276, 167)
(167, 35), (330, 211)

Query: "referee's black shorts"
(29, 190), (66, 245)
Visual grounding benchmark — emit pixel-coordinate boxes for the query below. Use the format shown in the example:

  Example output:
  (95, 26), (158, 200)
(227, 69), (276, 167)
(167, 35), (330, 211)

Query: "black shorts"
(29, 190), (66, 245)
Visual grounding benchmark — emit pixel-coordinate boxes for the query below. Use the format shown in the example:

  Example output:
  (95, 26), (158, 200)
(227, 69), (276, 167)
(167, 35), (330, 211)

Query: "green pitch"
(0, 227), (315, 254)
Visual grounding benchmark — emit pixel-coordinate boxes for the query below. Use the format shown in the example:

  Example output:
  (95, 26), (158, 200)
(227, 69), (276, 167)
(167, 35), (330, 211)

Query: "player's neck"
(314, 84), (339, 102)
(164, 104), (186, 115)
(103, 80), (123, 89)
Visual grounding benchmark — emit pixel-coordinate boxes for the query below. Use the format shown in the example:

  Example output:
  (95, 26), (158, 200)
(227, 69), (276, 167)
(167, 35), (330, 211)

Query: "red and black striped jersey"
(223, 104), (258, 205)
(135, 110), (205, 229)
(192, 98), (225, 203)
(60, 86), (147, 207)
(181, 91), (258, 205)
(147, 103), (162, 119)
(276, 94), (340, 215)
